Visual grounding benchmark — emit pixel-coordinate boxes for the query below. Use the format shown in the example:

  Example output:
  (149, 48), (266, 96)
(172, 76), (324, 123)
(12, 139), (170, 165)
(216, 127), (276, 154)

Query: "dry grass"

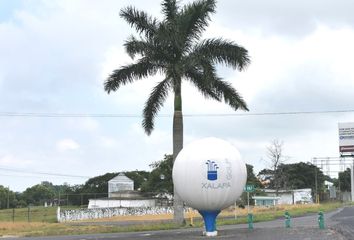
(0, 222), (56, 237)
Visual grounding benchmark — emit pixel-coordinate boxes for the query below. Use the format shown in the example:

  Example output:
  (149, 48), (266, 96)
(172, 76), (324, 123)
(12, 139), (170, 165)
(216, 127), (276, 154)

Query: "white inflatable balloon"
(173, 137), (247, 210)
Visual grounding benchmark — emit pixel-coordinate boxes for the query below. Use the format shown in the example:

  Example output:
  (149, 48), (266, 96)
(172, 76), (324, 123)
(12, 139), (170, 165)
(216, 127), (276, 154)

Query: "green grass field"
(0, 206), (76, 223)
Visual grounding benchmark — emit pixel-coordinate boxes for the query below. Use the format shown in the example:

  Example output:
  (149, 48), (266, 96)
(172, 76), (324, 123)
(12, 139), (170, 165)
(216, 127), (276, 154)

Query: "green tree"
(22, 184), (55, 206)
(338, 168), (351, 192)
(238, 164), (263, 207)
(62, 184), (85, 206)
(104, 0), (250, 223)
(246, 164), (262, 188)
(67, 171), (150, 206)
(124, 171), (150, 190)
(82, 171), (150, 194)
(82, 172), (118, 194)
(274, 162), (325, 196)
(141, 154), (173, 194)
(0, 186), (16, 209)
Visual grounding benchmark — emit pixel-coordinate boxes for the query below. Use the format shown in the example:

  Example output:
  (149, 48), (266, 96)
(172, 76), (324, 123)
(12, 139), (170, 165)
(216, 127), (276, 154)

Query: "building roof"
(108, 173), (133, 183)
(264, 188), (311, 193)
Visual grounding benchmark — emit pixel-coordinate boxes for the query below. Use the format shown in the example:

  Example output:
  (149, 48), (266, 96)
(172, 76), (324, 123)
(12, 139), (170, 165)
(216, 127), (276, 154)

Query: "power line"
(0, 109), (354, 118)
(0, 167), (91, 179)
(0, 173), (71, 179)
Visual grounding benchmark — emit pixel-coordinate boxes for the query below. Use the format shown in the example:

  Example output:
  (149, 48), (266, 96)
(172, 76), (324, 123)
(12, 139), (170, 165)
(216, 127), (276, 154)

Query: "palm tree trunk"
(173, 83), (185, 225)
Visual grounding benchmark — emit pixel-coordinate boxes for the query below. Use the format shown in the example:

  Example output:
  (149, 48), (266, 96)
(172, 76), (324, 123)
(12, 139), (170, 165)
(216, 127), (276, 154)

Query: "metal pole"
(27, 206), (30, 223)
(351, 159), (354, 202)
(247, 192), (250, 214)
(315, 167), (318, 203)
(7, 186), (10, 209)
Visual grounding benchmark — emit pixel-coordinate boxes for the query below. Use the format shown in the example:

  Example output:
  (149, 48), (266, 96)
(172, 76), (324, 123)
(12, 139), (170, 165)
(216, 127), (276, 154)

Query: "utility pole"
(314, 167), (318, 204)
(313, 156), (354, 202)
(7, 186), (10, 209)
(351, 159), (354, 202)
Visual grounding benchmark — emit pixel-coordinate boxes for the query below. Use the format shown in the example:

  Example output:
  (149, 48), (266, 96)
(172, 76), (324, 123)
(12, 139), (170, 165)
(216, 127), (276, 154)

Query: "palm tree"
(104, 0), (250, 224)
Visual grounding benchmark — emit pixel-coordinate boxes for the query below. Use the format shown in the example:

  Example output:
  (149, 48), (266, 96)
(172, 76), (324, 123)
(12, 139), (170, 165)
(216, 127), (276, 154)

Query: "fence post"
(57, 206), (61, 223)
(318, 211), (325, 229)
(27, 206), (31, 223)
(43, 207), (47, 222)
(247, 213), (254, 230)
(285, 211), (291, 228)
(12, 208), (15, 223)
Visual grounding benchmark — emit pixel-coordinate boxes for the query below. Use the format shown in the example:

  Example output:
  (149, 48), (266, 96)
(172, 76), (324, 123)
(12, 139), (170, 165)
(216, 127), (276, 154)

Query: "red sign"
(339, 145), (354, 152)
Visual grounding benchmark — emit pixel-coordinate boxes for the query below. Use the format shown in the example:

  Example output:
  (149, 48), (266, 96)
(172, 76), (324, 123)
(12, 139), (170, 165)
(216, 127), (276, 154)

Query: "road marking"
(140, 233), (152, 237)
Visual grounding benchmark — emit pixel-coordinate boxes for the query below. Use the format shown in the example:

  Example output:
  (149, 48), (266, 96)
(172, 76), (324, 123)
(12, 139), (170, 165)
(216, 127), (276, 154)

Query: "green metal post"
(247, 213), (254, 230)
(285, 211), (291, 228)
(27, 206), (30, 223)
(318, 211), (325, 229)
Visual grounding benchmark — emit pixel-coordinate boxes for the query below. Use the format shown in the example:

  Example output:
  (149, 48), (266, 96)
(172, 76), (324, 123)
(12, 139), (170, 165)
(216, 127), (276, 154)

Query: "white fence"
(57, 206), (174, 222)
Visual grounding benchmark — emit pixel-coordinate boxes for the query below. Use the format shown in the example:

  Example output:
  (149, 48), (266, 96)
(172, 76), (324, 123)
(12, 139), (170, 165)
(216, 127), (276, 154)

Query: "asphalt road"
(4, 207), (354, 240)
(331, 206), (354, 239)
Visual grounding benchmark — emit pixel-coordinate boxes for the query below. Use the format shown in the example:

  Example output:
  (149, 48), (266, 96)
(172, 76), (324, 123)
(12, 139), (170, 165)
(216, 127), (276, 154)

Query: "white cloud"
(56, 139), (80, 152)
(64, 118), (100, 133)
(0, 154), (32, 167)
(98, 136), (119, 148)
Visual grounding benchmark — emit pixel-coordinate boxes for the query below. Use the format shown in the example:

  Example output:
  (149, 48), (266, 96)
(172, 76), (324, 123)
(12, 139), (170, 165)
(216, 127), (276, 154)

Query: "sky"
(1, 0), (354, 192)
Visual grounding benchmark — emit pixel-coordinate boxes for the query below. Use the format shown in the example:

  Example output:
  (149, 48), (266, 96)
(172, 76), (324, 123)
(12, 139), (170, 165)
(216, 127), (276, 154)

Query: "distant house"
(253, 188), (313, 206)
(88, 173), (158, 209)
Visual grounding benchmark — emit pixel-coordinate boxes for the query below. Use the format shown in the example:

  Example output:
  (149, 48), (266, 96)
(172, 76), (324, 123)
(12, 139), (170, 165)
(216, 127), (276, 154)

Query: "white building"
(108, 173), (134, 197)
(254, 188), (313, 206)
(88, 191), (156, 208)
(88, 173), (157, 209)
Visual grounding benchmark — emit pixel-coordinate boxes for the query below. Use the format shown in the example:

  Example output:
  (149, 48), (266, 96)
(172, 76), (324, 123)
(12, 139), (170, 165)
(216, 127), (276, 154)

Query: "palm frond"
(124, 36), (153, 59)
(120, 6), (159, 38)
(124, 36), (170, 67)
(178, 0), (216, 49)
(192, 38), (250, 70)
(183, 54), (218, 86)
(185, 67), (221, 101)
(161, 0), (179, 22)
(213, 79), (249, 111)
(143, 79), (171, 135)
(104, 59), (159, 93)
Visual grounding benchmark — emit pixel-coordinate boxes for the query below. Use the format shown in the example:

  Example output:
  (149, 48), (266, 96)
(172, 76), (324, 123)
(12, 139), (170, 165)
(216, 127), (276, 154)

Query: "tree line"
(0, 154), (349, 209)
(0, 155), (173, 209)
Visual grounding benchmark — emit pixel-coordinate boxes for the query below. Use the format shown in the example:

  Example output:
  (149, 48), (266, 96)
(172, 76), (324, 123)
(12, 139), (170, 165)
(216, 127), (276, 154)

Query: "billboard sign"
(338, 122), (354, 154)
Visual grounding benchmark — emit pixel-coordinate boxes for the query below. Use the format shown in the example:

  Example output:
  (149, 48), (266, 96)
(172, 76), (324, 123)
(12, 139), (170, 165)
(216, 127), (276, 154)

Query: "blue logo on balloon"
(206, 160), (219, 181)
